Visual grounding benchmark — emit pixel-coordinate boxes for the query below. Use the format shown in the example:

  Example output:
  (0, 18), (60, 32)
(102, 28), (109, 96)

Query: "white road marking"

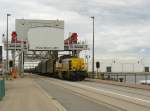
(63, 81), (150, 104)
(34, 80), (67, 111)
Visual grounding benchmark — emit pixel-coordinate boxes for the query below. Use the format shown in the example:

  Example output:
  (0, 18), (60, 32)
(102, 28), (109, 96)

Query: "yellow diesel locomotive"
(35, 56), (87, 81)
(56, 57), (87, 81)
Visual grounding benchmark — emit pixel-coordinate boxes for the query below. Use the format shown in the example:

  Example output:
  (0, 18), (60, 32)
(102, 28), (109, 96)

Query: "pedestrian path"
(0, 75), (62, 111)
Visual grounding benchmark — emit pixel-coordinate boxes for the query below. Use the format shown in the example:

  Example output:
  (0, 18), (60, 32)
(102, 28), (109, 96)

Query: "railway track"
(34, 75), (150, 111)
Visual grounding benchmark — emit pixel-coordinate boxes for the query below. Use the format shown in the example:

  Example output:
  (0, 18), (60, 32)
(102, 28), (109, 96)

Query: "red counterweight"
(11, 31), (17, 42)
(11, 31), (27, 44)
(64, 33), (78, 45)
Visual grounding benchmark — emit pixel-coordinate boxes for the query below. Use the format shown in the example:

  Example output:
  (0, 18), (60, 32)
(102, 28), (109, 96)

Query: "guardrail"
(0, 77), (5, 100)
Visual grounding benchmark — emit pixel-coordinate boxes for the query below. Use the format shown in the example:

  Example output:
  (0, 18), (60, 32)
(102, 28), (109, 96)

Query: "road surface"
(33, 74), (150, 111)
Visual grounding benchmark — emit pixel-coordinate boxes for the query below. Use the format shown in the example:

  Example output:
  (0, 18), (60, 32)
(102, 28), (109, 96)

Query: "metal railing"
(0, 77), (5, 100)
(87, 72), (150, 84)
(101, 72), (150, 84)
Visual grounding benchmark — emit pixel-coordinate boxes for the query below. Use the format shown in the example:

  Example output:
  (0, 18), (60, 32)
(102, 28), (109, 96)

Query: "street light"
(91, 16), (95, 78)
(2, 34), (5, 77)
(6, 13), (11, 76)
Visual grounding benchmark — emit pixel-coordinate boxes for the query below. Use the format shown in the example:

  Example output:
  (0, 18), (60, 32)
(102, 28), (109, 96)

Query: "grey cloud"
(0, 0), (150, 59)
(37, 0), (150, 25)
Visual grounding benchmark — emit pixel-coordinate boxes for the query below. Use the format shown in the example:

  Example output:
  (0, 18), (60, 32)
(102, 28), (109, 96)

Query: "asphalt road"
(35, 77), (116, 111)
(78, 80), (150, 101)
(33, 75), (150, 111)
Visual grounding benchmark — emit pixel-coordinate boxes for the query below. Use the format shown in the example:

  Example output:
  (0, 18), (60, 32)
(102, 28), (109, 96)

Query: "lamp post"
(91, 16), (95, 78)
(6, 13), (11, 76)
(2, 34), (5, 77)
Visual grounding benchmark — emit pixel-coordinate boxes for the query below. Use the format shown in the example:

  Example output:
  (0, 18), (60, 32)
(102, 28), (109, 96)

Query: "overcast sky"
(1, 0), (150, 60)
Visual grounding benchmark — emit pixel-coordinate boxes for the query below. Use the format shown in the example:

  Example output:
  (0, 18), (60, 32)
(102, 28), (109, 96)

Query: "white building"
(87, 58), (150, 73)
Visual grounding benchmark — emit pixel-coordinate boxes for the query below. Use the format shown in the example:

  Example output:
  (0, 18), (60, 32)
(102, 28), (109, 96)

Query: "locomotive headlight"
(82, 65), (85, 70)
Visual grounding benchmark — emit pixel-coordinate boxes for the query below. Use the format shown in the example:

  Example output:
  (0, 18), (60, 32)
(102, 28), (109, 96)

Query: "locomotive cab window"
(69, 60), (72, 70)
